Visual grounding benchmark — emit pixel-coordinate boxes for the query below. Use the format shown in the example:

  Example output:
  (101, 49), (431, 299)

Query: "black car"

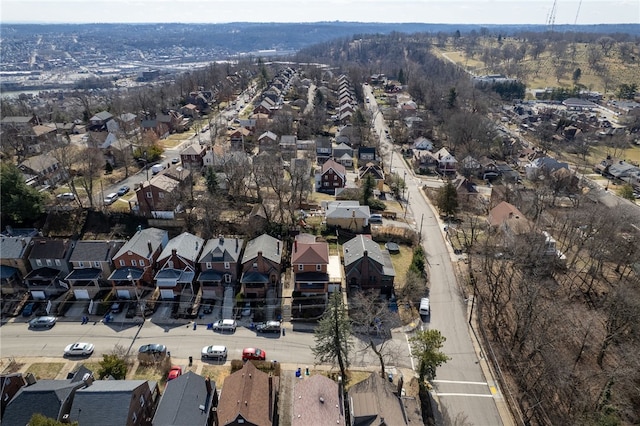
(117, 186), (130, 196)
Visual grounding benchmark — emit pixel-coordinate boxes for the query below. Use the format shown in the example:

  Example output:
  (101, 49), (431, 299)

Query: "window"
(206, 262), (212, 270)
(119, 260), (125, 267)
(158, 193), (165, 199)
(55, 259), (61, 266)
(225, 274), (231, 283)
(316, 264), (322, 271)
(131, 259), (137, 266)
(139, 395), (145, 407)
(168, 261), (174, 268)
(94, 261), (100, 268)
(132, 413), (137, 423)
(298, 264), (304, 271)
(224, 262), (230, 269)
(78, 261), (84, 268)
(252, 262), (258, 269)
(46, 259), (52, 266)
(36, 259), (42, 267)
(146, 192), (152, 198)
(334, 175), (338, 180)
(139, 259), (145, 267)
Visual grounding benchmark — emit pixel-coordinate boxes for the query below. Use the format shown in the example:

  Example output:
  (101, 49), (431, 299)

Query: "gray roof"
(29, 238), (69, 260)
(91, 111), (113, 121)
(69, 240), (124, 262)
(2, 379), (83, 425)
(0, 235), (33, 259)
(349, 373), (418, 426)
(113, 228), (167, 259)
(241, 234), (282, 265)
(158, 232), (204, 264)
(343, 235), (395, 277)
(154, 371), (216, 426)
(198, 236), (244, 263)
(608, 161), (640, 178)
(20, 153), (59, 174)
(68, 380), (151, 426)
(326, 204), (371, 220)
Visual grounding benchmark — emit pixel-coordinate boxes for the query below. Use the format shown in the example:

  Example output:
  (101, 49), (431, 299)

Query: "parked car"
(201, 345), (228, 360)
(167, 366), (183, 381)
(103, 192), (119, 205)
(369, 214), (383, 224)
(22, 302), (36, 317)
(138, 344), (167, 361)
(241, 303), (252, 317)
(212, 319), (237, 333)
(171, 157), (180, 164)
(242, 347), (266, 361)
(110, 302), (122, 314)
(256, 321), (281, 334)
(28, 316), (57, 329)
(64, 342), (94, 357)
(56, 192), (75, 201)
(117, 186), (130, 196)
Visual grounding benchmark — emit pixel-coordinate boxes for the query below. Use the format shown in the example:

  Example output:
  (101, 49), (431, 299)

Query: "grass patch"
(309, 369), (372, 390)
(201, 365), (232, 387)
(25, 363), (65, 380)
(389, 244), (413, 290)
(132, 363), (167, 383)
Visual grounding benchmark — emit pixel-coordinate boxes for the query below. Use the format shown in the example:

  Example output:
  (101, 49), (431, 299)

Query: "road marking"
(489, 386), (498, 395)
(432, 379), (488, 386)
(435, 393), (495, 398)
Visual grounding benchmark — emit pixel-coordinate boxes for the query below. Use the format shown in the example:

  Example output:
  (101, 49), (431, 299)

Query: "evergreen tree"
(0, 162), (45, 225)
(436, 181), (458, 218)
(409, 329), (450, 382)
(204, 166), (219, 194)
(98, 354), (127, 379)
(361, 174), (376, 206)
(312, 291), (353, 382)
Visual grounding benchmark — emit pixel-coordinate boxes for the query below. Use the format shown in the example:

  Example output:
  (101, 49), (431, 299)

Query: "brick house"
(154, 232), (204, 300)
(343, 235), (395, 296)
(108, 228), (168, 299)
(65, 240), (124, 300)
(197, 236), (244, 301)
(239, 234), (282, 300)
(317, 159), (346, 193)
(291, 233), (330, 296)
(180, 143), (206, 169)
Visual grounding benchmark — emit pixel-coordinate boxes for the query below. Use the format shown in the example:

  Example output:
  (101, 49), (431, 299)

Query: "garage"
(117, 289), (132, 299)
(74, 289), (90, 300)
(160, 289), (175, 300)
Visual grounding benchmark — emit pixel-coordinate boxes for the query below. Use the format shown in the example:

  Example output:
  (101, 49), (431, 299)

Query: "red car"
(167, 366), (182, 381)
(242, 348), (266, 361)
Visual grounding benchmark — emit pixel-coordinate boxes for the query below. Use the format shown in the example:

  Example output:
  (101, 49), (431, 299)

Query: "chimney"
(276, 241), (280, 254)
(171, 248), (177, 256)
(363, 250), (368, 258)
(294, 240), (297, 252)
(397, 374), (404, 396)
(219, 234), (224, 244)
(147, 240), (152, 254)
(236, 238), (239, 252)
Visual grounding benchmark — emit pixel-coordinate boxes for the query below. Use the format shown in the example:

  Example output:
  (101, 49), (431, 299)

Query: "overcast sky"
(1, 0), (638, 25)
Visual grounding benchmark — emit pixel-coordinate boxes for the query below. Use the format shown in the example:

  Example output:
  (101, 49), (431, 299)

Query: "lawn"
(389, 244), (413, 290)
(25, 363), (65, 380)
(200, 365), (232, 387)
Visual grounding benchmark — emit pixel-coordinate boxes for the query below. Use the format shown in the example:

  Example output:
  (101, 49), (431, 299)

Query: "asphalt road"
(364, 84), (505, 425)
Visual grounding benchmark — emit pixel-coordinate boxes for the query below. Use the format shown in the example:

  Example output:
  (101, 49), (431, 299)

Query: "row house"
(343, 235), (396, 297)
(65, 240), (124, 300)
(24, 238), (73, 299)
(154, 232), (204, 300)
(291, 234), (330, 296)
(0, 234), (35, 296)
(197, 236), (244, 301)
(240, 234), (283, 299)
(108, 227), (169, 299)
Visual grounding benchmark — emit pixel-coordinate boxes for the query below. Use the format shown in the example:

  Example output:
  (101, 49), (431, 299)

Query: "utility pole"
(419, 213), (424, 242)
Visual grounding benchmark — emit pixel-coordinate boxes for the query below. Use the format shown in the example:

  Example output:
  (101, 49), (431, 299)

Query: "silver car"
(29, 316), (57, 329)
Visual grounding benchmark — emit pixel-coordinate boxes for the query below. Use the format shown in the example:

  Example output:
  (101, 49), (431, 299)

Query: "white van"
(201, 345), (228, 360)
(151, 164), (165, 175)
(103, 192), (119, 205)
(212, 319), (237, 333)
(419, 298), (430, 316)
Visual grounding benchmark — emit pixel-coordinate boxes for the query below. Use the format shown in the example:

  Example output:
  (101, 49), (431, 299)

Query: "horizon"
(2, 0), (639, 26)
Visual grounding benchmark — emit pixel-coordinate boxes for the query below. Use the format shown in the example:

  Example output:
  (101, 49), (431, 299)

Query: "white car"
(201, 345), (228, 360)
(103, 192), (119, 205)
(64, 342), (95, 357)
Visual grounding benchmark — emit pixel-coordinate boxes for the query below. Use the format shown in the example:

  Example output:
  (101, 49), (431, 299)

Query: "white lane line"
(435, 393), (495, 398)
(432, 379), (488, 386)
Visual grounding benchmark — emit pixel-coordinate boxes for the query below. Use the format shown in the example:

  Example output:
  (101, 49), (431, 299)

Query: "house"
(258, 131), (278, 152)
(317, 159), (347, 193)
(292, 375), (345, 426)
(478, 156), (501, 180)
(154, 372), (218, 426)
(24, 238), (73, 299)
(315, 137), (332, 164)
(180, 143), (207, 169)
(68, 380), (159, 426)
(2, 370), (90, 425)
(88, 111), (114, 131)
(65, 240), (124, 300)
(180, 103), (200, 118)
(229, 127), (251, 151)
(0, 235), (34, 296)
(279, 135), (298, 161)
(524, 156), (569, 180)
(453, 176), (478, 200)
(348, 373), (421, 426)
(0, 373), (27, 417)
(487, 201), (531, 236)
(108, 227), (168, 298)
(358, 163), (385, 192)
(135, 171), (190, 219)
(217, 362), (279, 426)
(412, 137), (433, 151)
(240, 234), (283, 300)
(332, 142), (354, 168)
(19, 153), (67, 188)
(358, 147), (377, 164)
(291, 234), (330, 296)
(343, 235), (395, 296)
(198, 236), (244, 301)
(154, 232), (204, 300)
(433, 147), (457, 174)
(324, 201), (371, 233)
